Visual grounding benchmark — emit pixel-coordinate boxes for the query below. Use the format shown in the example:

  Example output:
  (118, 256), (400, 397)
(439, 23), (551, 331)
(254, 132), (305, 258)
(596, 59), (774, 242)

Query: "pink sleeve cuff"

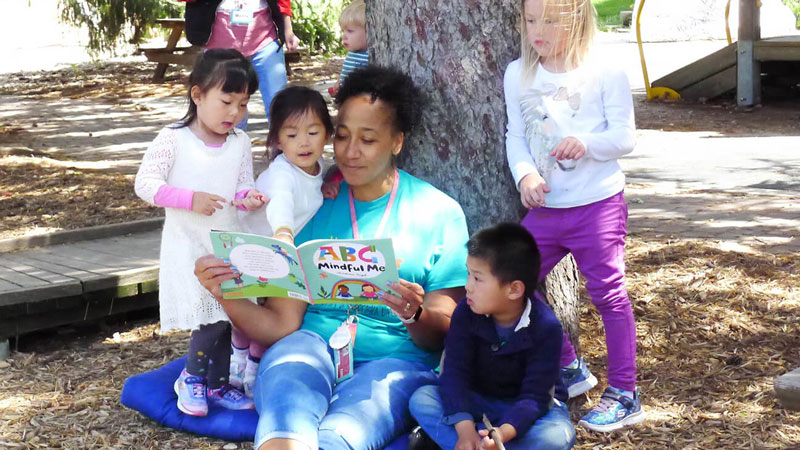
(154, 185), (194, 210)
(235, 189), (251, 211)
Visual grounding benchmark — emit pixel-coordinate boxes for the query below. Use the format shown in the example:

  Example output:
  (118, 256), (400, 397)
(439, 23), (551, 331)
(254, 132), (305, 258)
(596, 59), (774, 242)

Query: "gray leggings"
(186, 320), (231, 389)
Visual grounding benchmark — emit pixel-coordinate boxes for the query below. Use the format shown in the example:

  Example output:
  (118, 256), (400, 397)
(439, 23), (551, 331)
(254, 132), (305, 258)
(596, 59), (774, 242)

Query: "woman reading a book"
(194, 65), (469, 450)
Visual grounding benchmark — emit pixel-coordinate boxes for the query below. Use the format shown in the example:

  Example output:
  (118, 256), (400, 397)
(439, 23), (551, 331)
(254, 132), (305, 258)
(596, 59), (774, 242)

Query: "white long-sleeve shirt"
(240, 153), (323, 237)
(504, 57), (636, 208)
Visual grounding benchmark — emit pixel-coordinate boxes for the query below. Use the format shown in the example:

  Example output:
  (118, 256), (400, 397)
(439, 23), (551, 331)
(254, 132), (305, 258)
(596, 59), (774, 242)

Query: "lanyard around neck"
(348, 168), (399, 239)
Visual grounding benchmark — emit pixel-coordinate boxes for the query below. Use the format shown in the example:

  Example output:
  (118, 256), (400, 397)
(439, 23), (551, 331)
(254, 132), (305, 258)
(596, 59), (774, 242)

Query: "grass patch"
(593, 0), (634, 29)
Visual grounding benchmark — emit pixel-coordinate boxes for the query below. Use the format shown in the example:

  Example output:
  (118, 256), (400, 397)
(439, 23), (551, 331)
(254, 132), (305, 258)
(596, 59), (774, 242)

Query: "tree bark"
(368, 0), (522, 230)
(368, 1), (583, 352)
(540, 255), (582, 355)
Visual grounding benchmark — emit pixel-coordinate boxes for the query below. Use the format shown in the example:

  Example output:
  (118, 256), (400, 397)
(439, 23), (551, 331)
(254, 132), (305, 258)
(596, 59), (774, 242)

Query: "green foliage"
(293, 0), (345, 54)
(784, 0), (800, 27)
(592, 0), (634, 29)
(59, 0), (182, 55)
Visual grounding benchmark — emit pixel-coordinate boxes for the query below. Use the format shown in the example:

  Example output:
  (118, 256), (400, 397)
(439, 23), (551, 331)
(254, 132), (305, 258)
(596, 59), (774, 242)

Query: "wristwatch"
(399, 304), (423, 324)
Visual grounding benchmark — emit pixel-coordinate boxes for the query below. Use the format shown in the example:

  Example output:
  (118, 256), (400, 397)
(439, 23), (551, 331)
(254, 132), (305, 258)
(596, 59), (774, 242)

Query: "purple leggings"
(521, 191), (637, 391)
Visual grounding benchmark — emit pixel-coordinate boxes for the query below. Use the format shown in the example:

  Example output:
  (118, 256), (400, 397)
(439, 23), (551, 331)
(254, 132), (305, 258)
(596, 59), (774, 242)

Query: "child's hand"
(232, 189), (268, 211)
(192, 192), (226, 216)
(551, 136), (586, 161)
(455, 420), (481, 450)
(518, 173), (550, 209)
(478, 428), (502, 450)
(321, 179), (341, 199)
(456, 437), (481, 450)
(328, 81), (340, 97)
(274, 232), (294, 246)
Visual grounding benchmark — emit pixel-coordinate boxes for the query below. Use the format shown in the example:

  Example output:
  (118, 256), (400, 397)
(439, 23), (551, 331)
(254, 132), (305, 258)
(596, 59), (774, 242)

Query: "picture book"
(210, 231), (398, 305)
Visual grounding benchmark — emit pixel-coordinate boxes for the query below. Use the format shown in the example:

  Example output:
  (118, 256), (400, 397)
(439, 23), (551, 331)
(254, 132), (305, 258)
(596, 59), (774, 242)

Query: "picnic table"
(142, 19), (202, 82)
(142, 18), (304, 82)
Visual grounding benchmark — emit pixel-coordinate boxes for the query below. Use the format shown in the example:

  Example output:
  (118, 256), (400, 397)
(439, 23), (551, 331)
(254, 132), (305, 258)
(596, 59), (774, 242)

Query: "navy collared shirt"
(439, 295), (567, 436)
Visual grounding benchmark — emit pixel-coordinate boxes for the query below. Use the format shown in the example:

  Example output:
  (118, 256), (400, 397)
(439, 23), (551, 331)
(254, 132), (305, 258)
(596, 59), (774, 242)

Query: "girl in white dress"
(135, 49), (265, 416)
(231, 86), (334, 397)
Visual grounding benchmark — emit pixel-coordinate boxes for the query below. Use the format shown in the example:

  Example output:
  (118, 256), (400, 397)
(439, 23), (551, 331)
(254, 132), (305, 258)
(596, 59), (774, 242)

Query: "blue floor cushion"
(121, 357), (410, 448)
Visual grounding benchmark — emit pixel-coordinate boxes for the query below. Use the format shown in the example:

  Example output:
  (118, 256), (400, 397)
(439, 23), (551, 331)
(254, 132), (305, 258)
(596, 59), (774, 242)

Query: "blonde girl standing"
(504, 0), (643, 432)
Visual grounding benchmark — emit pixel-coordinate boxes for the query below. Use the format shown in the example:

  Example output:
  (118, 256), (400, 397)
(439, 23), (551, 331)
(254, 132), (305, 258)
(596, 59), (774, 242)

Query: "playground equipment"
(635, 0), (680, 100)
(637, 0), (800, 105)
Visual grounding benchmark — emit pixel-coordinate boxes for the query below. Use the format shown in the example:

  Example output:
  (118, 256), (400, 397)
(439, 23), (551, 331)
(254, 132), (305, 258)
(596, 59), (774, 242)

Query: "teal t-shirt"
(296, 169), (469, 368)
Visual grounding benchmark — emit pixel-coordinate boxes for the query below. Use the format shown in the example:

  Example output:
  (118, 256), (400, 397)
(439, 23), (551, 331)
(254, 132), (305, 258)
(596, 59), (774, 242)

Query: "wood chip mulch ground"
(0, 234), (798, 449)
(0, 155), (163, 240)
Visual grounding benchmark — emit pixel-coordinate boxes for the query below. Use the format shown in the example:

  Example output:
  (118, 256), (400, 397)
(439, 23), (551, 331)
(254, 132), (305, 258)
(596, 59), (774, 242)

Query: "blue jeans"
(253, 330), (437, 450)
(237, 40), (287, 130)
(409, 385), (576, 450)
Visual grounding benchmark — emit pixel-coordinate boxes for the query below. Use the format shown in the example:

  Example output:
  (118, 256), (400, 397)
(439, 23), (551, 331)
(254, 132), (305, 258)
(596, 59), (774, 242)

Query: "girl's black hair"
(176, 48), (259, 129)
(266, 86), (335, 159)
(333, 65), (424, 134)
(467, 223), (541, 300)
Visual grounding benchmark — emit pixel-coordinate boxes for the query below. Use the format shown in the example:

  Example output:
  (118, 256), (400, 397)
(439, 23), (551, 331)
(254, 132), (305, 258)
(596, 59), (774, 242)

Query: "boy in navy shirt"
(409, 223), (575, 450)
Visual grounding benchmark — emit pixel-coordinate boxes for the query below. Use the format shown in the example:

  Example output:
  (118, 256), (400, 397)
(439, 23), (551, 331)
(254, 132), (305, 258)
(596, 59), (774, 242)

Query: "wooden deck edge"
(0, 290), (160, 340)
(0, 266), (159, 308)
(0, 281), (84, 307)
(775, 367), (800, 411)
(0, 218), (164, 253)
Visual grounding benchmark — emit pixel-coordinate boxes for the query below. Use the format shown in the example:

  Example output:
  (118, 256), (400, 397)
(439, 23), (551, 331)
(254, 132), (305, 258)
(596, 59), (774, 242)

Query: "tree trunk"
(368, 0), (522, 230)
(368, 1), (583, 351)
(540, 255), (582, 355)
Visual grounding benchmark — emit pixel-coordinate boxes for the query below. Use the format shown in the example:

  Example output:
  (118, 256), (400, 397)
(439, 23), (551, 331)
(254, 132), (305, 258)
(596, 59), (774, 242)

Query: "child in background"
(232, 85), (335, 396)
(409, 223), (574, 450)
(504, 0), (643, 432)
(328, 0), (368, 97)
(134, 49), (265, 416)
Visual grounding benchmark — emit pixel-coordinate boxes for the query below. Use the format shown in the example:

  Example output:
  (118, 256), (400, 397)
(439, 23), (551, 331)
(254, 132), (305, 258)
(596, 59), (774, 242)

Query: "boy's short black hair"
(467, 223), (541, 300)
(334, 64), (423, 135)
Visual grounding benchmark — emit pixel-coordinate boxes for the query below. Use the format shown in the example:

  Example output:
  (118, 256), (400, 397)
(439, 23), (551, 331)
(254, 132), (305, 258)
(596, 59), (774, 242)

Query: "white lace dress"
(135, 126), (255, 331)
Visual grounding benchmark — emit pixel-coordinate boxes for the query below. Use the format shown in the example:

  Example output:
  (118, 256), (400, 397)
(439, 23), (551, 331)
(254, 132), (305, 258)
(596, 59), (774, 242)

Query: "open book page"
(210, 231), (310, 301)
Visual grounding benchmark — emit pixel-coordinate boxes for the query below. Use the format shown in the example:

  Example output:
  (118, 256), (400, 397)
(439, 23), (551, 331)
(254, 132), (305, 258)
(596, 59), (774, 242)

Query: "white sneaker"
(229, 347), (248, 390)
(243, 358), (259, 398)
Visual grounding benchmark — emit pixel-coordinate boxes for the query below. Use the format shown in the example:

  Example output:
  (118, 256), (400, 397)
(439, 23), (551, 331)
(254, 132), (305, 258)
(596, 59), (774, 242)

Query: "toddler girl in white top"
(505, 0), (643, 433)
(231, 86), (335, 396)
(134, 49), (265, 416)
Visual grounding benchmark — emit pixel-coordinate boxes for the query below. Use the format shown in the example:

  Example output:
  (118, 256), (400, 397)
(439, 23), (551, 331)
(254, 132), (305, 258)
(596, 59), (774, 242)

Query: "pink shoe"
(174, 369), (208, 416)
(207, 384), (254, 410)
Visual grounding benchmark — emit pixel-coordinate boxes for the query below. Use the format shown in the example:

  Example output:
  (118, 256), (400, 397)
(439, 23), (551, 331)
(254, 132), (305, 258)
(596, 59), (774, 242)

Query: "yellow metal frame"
(636, 0), (681, 100)
(725, 0), (732, 44)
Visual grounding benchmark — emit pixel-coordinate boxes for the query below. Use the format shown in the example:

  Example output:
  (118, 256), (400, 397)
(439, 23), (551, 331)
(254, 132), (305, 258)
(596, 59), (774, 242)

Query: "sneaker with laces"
(207, 384), (255, 410)
(229, 348), (248, 390)
(579, 387), (645, 432)
(174, 369), (208, 416)
(243, 358), (259, 398)
(561, 357), (598, 398)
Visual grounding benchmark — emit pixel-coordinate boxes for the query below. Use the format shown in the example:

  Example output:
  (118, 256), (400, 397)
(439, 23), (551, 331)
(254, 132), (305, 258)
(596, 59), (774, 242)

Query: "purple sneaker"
(207, 384), (255, 410)
(174, 369), (208, 416)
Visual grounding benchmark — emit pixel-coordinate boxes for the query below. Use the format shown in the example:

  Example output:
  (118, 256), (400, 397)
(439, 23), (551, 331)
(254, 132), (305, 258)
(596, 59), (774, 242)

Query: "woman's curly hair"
(334, 65), (424, 134)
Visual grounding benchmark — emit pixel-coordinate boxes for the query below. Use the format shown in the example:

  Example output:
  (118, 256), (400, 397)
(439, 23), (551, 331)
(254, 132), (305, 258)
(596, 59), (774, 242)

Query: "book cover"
(210, 231), (398, 305)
